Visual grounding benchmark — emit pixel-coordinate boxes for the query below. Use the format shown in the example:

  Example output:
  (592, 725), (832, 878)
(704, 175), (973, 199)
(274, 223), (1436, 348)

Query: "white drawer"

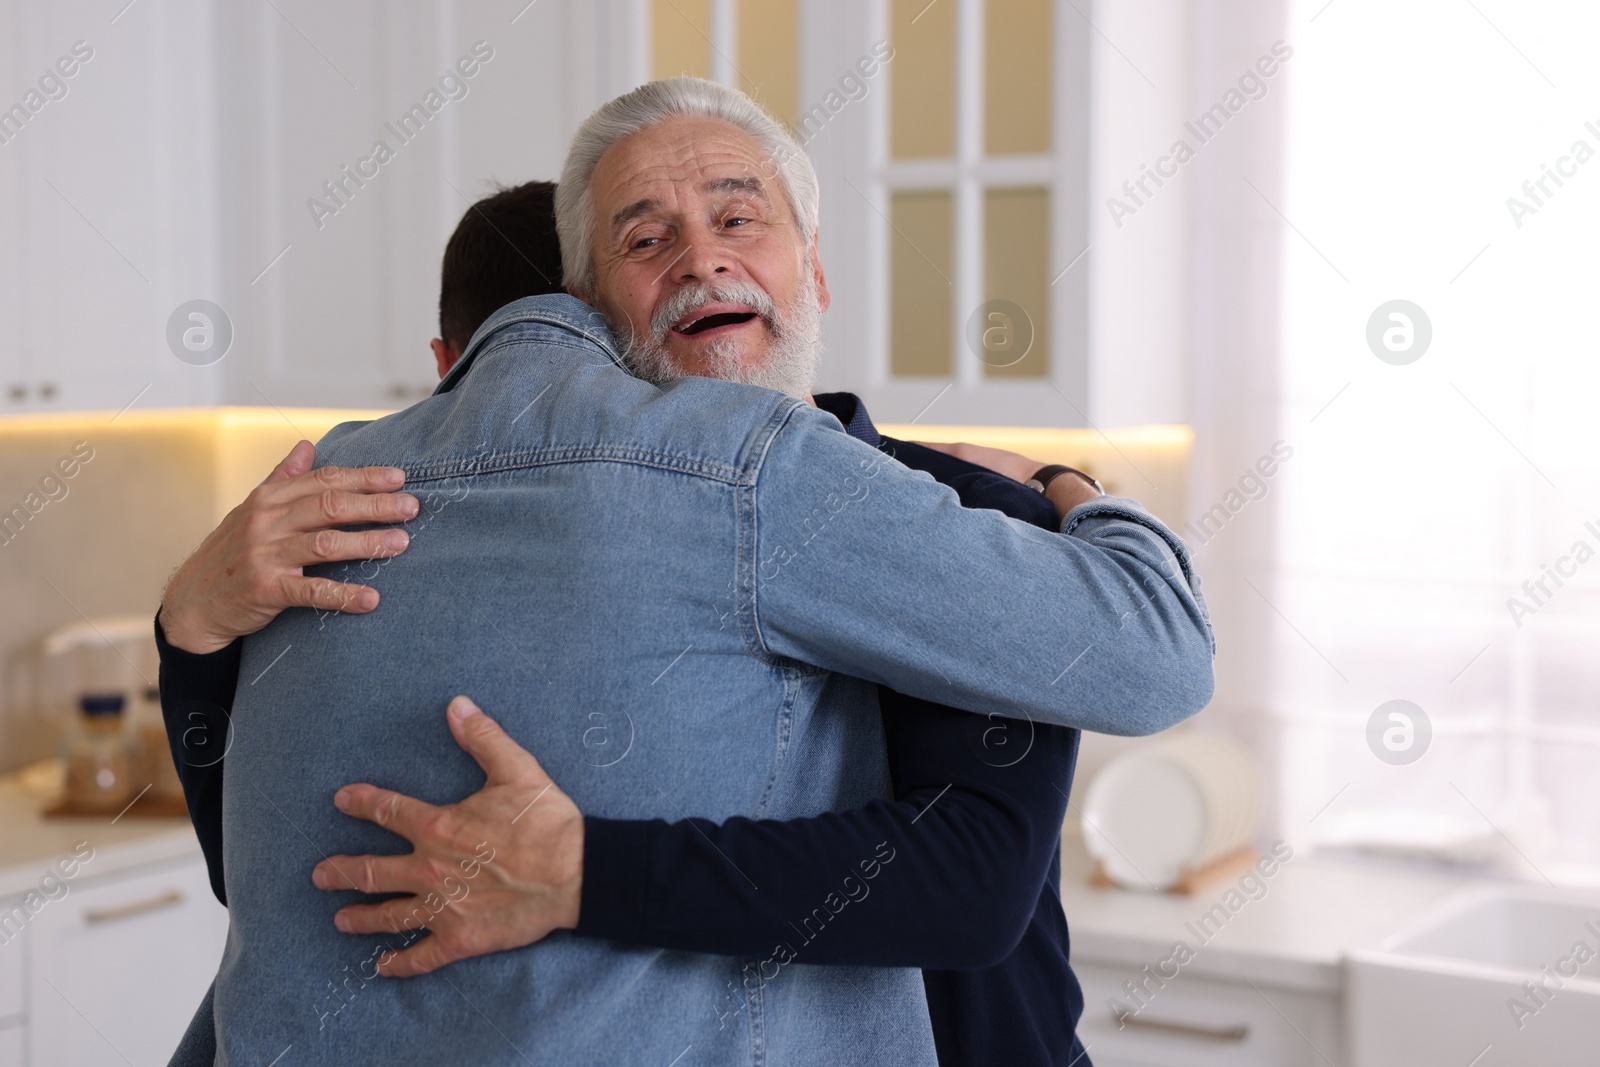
(1075, 961), (1344, 1067)
(28, 855), (227, 1067)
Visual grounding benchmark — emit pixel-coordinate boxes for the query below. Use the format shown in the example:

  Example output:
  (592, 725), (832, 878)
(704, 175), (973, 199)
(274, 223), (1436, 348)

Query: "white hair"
(555, 76), (820, 299)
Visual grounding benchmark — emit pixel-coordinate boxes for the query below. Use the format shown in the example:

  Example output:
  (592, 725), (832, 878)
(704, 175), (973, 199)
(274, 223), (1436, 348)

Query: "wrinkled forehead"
(592, 116), (789, 223)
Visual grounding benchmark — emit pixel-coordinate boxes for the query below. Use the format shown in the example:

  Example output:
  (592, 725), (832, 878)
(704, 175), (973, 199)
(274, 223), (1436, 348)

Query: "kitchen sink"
(1346, 887), (1600, 1066)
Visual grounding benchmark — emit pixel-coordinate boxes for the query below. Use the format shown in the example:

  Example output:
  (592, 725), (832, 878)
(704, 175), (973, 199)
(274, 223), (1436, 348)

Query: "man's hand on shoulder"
(311, 697), (585, 978)
(157, 440), (419, 654)
(913, 440), (1103, 515)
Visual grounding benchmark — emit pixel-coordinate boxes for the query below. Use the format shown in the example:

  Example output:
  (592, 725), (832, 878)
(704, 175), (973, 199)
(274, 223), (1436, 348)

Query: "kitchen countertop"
(0, 763), (1497, 999)
(1059, 829), (1480, 994)
(0, 771), (201, 898)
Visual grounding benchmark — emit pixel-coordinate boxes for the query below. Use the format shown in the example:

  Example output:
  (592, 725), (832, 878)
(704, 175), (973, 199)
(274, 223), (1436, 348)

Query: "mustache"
(615, 268), (823, 398)
(648, 280), (781, 342)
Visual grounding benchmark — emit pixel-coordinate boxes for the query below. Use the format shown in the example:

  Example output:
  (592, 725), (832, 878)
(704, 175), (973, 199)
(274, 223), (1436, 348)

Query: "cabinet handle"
(84, 888), (185, 925)
(1117, 1013), (1249, 1043)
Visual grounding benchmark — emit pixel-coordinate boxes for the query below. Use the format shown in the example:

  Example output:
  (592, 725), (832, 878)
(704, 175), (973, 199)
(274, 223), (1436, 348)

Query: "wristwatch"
(1027, 464), (1105, 497)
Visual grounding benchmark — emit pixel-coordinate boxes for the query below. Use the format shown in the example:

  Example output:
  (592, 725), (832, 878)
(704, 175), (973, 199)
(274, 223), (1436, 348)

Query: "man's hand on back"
(157, 440), (419, 654)
(311, 696), (585, 978)
(913, 440), (1103, 516)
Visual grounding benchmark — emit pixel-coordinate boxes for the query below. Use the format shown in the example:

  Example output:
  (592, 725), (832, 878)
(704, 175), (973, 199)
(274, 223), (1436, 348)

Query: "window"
(1261, 0), (1600, 881)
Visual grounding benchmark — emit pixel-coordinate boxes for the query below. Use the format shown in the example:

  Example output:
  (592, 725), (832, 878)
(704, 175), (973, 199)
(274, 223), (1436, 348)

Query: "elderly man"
(167, 78), (1212, 1065)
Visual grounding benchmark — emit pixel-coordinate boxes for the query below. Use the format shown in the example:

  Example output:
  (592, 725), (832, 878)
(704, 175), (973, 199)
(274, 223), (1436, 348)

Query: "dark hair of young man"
(431, 180), (564, 376)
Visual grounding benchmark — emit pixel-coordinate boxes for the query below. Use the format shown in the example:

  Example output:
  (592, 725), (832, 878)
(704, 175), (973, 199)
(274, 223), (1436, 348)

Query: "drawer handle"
(1117, 1013), (1250, 1043)
(85, 889), (185, 925)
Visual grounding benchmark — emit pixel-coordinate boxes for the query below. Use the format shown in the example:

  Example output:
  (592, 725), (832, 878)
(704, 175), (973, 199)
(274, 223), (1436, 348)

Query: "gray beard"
(616, 273), (822, 399)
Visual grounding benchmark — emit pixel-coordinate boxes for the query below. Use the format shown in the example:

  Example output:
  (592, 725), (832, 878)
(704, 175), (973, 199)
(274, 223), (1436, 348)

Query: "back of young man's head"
(433, 180), (563, 375)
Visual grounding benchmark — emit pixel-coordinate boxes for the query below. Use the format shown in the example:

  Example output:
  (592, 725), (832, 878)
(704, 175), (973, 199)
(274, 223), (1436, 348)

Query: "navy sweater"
(157, 392), (1089, 1066)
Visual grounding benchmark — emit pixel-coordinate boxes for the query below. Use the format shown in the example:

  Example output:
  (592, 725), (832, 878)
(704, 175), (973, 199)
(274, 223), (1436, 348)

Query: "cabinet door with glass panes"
(648, 0), (1089, 427)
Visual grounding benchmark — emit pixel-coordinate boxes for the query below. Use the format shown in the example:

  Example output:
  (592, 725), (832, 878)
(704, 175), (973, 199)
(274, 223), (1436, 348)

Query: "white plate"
(1081, 749), (1207, 890)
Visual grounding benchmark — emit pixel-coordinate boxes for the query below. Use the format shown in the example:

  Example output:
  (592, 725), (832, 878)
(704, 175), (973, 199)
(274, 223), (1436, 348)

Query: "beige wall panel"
(889, 0), (955, 159)
(738, 0), (799, 127)
(890, 191), (955, 377)
(983, 187), (1050, 378)
(985, 0), (1053, 155)
(653, 0), (713, 79)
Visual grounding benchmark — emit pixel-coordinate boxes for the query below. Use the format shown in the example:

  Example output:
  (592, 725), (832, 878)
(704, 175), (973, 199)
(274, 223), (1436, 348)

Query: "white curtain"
(1189, 0), (1600, 882)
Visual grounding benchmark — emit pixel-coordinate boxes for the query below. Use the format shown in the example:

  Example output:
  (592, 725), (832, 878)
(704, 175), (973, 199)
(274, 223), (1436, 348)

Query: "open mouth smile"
(672, 303), (761, 337)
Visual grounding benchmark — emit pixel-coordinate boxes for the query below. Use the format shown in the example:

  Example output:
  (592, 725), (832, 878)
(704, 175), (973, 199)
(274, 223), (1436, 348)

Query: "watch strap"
(1028, 464), (1105, 497)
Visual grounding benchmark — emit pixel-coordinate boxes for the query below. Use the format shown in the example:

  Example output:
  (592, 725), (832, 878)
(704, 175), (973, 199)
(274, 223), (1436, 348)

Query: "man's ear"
(431, 338), (462, 379)
(809, 232), (831, 313)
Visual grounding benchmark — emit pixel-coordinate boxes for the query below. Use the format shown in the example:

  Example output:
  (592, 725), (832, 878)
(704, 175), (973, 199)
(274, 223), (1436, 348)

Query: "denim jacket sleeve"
(748, 404), (1215, 735)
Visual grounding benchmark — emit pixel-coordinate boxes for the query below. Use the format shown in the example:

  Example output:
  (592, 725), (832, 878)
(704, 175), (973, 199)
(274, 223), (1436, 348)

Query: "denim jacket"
(214, 294), (1213, 1066)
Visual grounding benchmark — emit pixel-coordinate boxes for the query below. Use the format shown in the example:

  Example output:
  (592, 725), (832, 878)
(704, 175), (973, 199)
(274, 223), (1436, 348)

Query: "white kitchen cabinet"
(0, 0), (221, 416)
(1074, 961), (1345, 1067)
(0, 919), (21, 1020)
(0, 933), (20, 1067)
(26, 854), (226, 1067)
(207, 1), (585, 412)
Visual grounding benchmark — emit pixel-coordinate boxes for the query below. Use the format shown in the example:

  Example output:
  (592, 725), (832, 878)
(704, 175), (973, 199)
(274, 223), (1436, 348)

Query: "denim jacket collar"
(437, 293), (626, 395)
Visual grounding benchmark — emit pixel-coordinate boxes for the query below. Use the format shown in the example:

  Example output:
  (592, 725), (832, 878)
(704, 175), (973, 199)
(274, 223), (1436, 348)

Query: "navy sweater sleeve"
(154, 616), (238, 906)
(576, 439), (1077, 969)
